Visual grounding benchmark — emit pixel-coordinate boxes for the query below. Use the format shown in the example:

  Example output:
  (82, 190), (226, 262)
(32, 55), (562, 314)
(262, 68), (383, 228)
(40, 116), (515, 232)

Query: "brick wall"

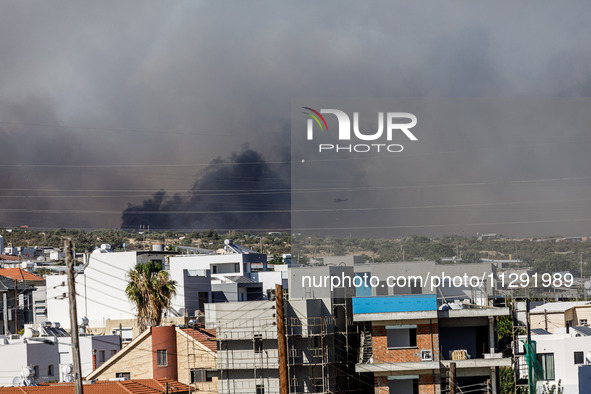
(372, 322), (439, 363)
(419, 374), (439, 394)
(373, 374), (439, 394)
(374, 376), (388, 394)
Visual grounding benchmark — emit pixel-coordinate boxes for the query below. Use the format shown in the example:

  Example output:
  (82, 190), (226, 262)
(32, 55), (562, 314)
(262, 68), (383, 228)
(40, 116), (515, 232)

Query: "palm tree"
(126, 260), (177, 331)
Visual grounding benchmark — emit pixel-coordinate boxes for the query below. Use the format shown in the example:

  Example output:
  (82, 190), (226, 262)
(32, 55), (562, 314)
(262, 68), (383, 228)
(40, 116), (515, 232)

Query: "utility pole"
(449, 362), (456, 394)
(66, 239), (84, 394)
(544, 309), (548, 331)
(276, 284), (288, 394)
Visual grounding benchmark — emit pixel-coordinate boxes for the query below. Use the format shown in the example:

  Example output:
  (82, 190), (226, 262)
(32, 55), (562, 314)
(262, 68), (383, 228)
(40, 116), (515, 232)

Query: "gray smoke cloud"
(121, 148), (290, 231)
(1, 1), (591, 235)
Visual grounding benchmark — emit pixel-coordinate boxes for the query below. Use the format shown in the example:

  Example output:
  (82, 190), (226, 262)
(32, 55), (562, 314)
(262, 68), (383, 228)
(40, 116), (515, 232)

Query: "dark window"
(206, 370), (217, 381)
(575, 351), (585, 365)
(376, 281), (389, 295)
(33, 366), (38, 377)
(157, 349), (167, 366)
(98, 350), (105, 363)
(256, 384), (264, 394)
(386, 327), (417, 348)
(234, 263), (240, 272)
(212, 266), (217, 274)
(254, 334), (263, 353)
(387, 378), (418, 394)
(48, 365), (54, 377)
(116, 372), (131, 379)
(191, 368), (213, 383)
(537, 353), (555, 380)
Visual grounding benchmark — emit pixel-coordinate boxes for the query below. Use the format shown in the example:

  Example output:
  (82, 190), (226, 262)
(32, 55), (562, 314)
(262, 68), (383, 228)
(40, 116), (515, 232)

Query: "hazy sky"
(2, 1), (591, 236)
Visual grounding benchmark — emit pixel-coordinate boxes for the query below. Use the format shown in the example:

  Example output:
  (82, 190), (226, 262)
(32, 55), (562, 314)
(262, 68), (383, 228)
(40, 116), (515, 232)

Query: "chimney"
(151, 326), (178, 380)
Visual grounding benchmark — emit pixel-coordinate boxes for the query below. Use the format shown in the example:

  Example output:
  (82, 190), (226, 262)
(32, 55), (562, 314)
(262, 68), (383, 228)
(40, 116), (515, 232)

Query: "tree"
(499, 366), (514, 394)
(126, 261), (177, 331)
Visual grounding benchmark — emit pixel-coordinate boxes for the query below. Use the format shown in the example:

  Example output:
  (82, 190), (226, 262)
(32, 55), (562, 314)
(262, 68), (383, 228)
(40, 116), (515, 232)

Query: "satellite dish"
(12, 377), (23, 387)
(585, 281), (591, 290)
(21, 366), (34, 379)
(61, 364), (73, 374)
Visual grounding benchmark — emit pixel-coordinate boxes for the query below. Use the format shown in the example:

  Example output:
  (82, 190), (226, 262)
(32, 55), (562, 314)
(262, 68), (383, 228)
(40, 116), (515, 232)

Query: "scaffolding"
(215, 316), (279, 394)
(285, 315), (334, 393)
(512, 298), (530, 392)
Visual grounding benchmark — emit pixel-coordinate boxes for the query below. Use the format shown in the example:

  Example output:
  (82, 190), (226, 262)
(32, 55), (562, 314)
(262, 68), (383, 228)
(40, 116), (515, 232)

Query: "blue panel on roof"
(355, 273), (372, 297)
(352, 294), (437, 314)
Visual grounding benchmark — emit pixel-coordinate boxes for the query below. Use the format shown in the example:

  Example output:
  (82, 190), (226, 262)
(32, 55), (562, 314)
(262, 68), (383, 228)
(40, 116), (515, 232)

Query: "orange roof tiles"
(0, 268), (44, 282)
(0, 255), (19, 262)
(0, 379), (190, 393)
(181, 327), (217, 353)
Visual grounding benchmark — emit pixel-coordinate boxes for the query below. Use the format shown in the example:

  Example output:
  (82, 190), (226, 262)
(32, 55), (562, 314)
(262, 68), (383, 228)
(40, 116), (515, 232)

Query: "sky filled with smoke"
(2, 1), (591, 235)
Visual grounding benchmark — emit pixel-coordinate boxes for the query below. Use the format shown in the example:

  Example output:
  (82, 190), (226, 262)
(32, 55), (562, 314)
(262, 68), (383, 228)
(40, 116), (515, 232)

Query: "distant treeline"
(1, 229), (588, 274)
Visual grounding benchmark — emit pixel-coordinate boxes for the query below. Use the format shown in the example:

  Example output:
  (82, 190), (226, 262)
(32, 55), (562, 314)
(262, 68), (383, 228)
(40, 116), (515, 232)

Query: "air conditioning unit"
(420, 350), (433, 361)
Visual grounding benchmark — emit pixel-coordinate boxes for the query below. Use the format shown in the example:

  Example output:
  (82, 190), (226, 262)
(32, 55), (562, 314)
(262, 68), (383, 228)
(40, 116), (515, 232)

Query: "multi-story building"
(0, 275), (34, 335)
(517, 325), (591, 394)
(169, 239), (284, 302)
(46, 248), (179, 330)
(288, 265), (371, 393)
(0, 268), (46, 325)
(206, 300), (279, 393)
(352, 294), (511, 393)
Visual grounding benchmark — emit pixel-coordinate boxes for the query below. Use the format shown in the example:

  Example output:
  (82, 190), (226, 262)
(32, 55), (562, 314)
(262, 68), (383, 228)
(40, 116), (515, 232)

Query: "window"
(254, 334), (263, 353)
(47, 365), (54, 377)
(111, 349), (117, 357)
(575, 351), (585, 365)
(187, 269), (207, 277)
(537, 353), (555, 380)
(386, 326), (417, 348)
(256, 385), (264, 394)
(212, 266), (217, 274)
(191, 369), (206, 383)
(116, 372), (130, 379)
(234, 263), (240, 273)
(157, 349), (167, 366)
(388, 378), (418, 394)
(33, 366), (38, 377)
(581, 319), (588, 325)
(376, 281), (389, 295)
(98, 350), (105, 363)
(190, 369), (216, 383)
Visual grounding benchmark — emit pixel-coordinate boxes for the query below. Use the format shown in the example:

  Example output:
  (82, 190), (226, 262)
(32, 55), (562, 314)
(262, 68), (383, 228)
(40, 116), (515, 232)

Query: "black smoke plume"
(121, 149), (290, 231)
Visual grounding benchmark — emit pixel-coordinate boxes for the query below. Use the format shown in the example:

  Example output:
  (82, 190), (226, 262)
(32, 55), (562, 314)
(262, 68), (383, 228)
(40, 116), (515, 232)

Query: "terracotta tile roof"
(181, 327), (217, 353)
(0, 255), (19, 261)
(0, 268), (44, 282)
(0, 379), (190, 393)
